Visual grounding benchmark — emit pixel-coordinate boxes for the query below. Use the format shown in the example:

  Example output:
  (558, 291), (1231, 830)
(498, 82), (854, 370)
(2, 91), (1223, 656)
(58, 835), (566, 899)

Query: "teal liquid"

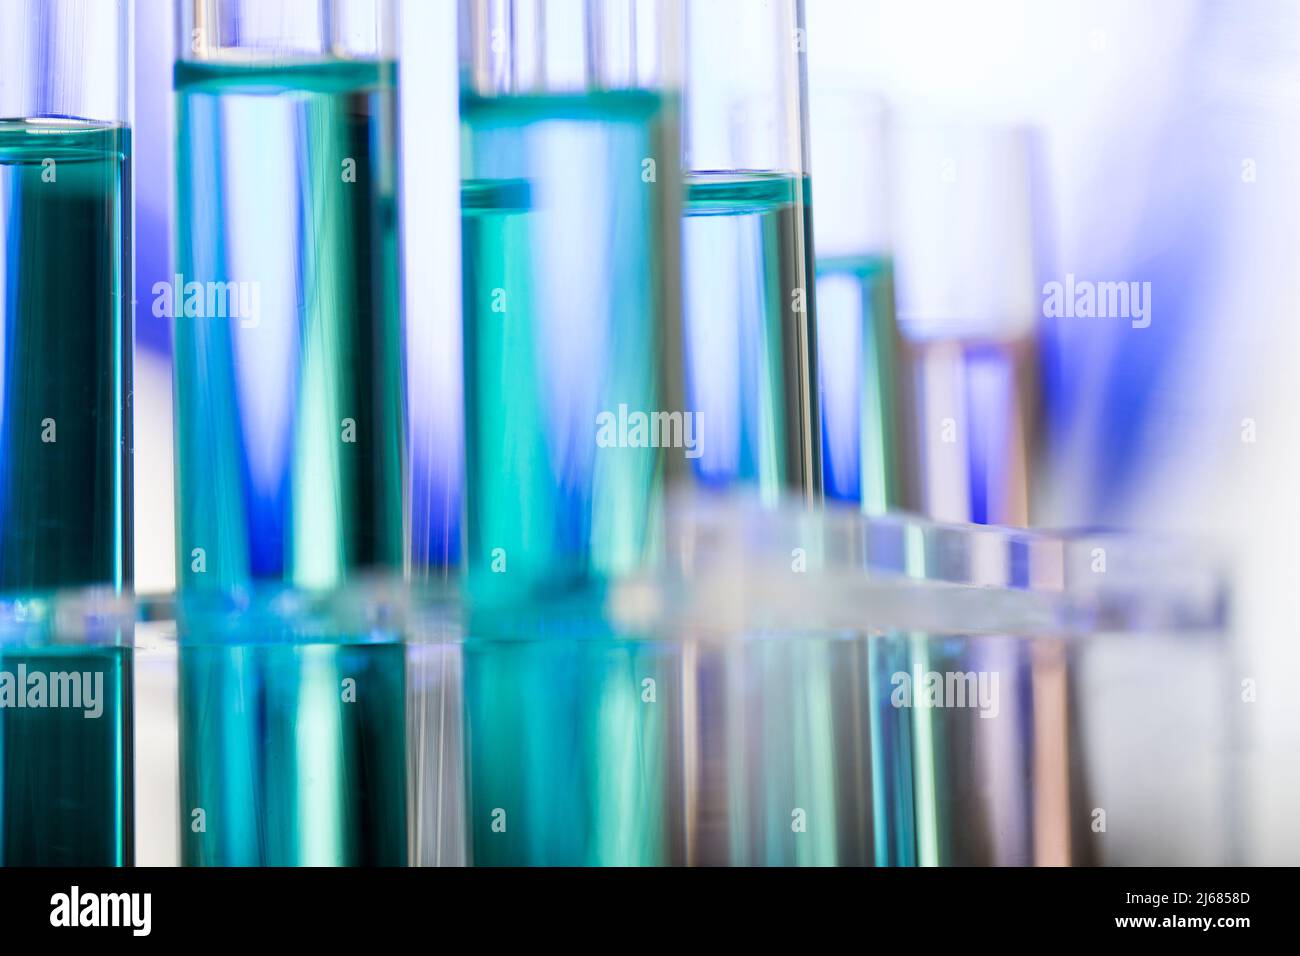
(0, 645), (133, 866)
(815, 254), (902, 513)
(172, 60), (403, 593)
(178, 635), (406, 865)
(682, 172), (821, 501)
(0, 118), (132, 866)
(459, 92), (677, 864)
(0, 119), (131, 591)
(463, 605), (683, 866)
(460, 91), (675, 605)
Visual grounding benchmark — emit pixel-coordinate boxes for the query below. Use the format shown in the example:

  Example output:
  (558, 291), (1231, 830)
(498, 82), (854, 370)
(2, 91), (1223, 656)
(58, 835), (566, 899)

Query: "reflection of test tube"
(681, 0), (820, 504)
(459, 0), (683, 607)
(0, 591), (135, 866)
(809, 92), (902, 514)
(176, 586), (408, 866)
(172, 0), (404, 596)
(0, 0), (133, 866)
(0, 0), (132, 592)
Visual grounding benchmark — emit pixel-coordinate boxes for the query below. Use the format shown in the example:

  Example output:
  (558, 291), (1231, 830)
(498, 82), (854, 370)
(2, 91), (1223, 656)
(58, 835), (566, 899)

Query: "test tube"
(809, 92), (903, 514)
(680, 0), (819, 504)
(0, 0), (133, 866)
(888, 120), (1041, 526)
(678, 1), (843, 865)
(457, 0), (685, 865)
(0, 0), (133, 592)
(172, 0), (404, 596)
(172, 0), (407, 865)
(459, 0), (683, 606)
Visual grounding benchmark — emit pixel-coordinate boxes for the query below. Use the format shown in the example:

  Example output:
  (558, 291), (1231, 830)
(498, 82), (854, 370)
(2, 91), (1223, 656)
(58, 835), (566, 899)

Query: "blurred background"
(129, 0), (1300, 862)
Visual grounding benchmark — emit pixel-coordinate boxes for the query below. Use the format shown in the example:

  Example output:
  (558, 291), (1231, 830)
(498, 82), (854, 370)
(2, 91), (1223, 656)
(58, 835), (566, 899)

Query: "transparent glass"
(680, 0), (820, 503)
(396, 493), (1235, 866)
(0, 0), (133, 593)
(127, 496), (1235, 867)
(809, 92), (902, 513)
(0, 0), (130, 123)
(888, 120), (1042, 524)
(406, 589), (465, 866)
(171, 0), (404, 596)
(457, 0), (683, 606)
(178, 0), (396, 59)
(460, 0), (682, 96)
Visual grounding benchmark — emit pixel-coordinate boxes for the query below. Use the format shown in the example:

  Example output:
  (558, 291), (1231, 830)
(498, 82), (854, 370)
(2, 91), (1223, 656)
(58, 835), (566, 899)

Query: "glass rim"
(175, 0), (399, 63)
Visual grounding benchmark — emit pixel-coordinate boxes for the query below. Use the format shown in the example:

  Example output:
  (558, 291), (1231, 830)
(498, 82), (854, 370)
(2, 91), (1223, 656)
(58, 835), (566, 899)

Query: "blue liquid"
(905, 338), (1032, 525)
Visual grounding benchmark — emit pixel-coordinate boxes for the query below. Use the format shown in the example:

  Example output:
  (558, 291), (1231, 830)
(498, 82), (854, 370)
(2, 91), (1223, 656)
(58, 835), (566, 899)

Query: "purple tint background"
(129, 0), (1300, 861)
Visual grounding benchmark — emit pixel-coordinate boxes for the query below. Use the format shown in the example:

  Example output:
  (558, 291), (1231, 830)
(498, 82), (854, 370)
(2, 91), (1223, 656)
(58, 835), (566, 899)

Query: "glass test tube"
(459, 0), (683, 606)
(888, 120), (1040, 526)
(678, 1), (837, 865)
(457, 0), (685, 865)
(172, 0), (407, 866)
(0, 0), (133, 592)
(172, 0), (404, 597)
(0, 0), (133, 866)
(680, 0), (819, 504)
(809, 92), (903, 514)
